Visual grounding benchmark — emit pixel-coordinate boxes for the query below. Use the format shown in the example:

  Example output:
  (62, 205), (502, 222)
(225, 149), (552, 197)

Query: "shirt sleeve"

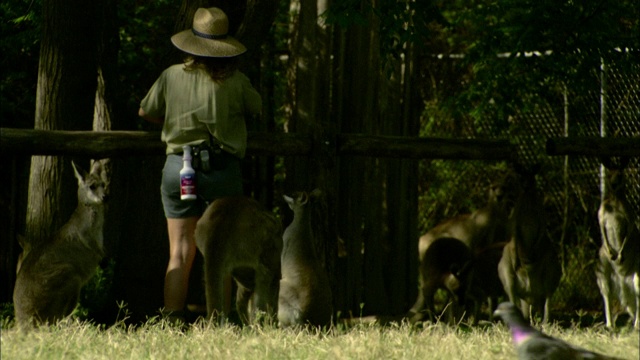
(241, 74), (262, 116)
(140, 72), (167, 119)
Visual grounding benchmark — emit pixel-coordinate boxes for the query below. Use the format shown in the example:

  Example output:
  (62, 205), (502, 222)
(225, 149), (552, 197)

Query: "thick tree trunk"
(26, 0), (98, 248)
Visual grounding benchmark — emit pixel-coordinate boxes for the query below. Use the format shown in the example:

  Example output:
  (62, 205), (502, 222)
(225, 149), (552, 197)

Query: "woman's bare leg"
(164, 217), (199, 312)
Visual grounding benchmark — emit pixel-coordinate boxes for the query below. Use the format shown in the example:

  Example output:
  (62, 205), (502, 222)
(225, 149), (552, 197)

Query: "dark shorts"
(161, 153), (243, 218)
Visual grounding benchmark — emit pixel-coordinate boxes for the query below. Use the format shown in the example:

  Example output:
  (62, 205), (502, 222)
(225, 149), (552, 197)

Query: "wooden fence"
(2, 128), (638, 158)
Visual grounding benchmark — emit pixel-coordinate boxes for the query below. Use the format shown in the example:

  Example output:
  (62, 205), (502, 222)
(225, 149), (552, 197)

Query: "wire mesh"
(419, 51), (639, 317)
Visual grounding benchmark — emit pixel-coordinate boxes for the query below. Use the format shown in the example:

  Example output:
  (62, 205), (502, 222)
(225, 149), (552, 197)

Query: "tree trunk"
(336, 19), (373, 315)
(26, 0), (98, 248)
(383, 41), (420, 315)
(285, 0), (318, 192)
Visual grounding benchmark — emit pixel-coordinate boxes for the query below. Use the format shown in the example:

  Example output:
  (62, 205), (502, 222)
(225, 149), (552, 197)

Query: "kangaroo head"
(490, 170), (520, 208)
(283, 192), (307, 210)
(72, 160), (108, 206)
(284, 188), (324, 210)
(607, 169), (626, 198)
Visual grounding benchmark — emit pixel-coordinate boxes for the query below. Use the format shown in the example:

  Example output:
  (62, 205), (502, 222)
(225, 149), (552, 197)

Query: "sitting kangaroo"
(195, 196), (282, 325)
(13, 160), (108, 326)
(278, 189), (333, 328)
(596, 157), (639, 329)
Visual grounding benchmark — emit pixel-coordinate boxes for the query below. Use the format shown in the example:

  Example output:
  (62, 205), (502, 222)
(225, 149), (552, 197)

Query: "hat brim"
(171, 30), (247, 58)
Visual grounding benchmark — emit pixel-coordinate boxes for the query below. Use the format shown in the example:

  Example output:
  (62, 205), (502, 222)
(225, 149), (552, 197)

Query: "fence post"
(599, 57), (607, 202)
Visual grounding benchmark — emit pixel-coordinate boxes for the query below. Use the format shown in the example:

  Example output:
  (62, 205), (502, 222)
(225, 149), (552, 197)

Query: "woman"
(138, 7), (262, 322)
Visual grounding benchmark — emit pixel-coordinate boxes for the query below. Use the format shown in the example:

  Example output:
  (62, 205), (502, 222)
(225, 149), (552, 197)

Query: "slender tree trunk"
(383, 41), (420, 315)
(285, 0), (318, 192)
(26, 0), (98, 248)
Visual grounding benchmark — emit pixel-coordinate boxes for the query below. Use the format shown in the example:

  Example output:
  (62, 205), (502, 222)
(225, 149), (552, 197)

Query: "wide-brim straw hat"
(171, 7), (247, 58)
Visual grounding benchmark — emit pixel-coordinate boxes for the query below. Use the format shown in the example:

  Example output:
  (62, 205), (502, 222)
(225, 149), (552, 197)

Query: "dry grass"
(1, 316), (638, 360)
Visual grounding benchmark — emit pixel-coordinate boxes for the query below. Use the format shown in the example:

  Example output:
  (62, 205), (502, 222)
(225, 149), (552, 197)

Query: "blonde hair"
(183, 55), (239, 82)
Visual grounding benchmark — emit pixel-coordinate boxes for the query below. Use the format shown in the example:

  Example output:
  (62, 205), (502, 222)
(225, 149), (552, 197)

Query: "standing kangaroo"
(498, 164), (561, 323)
(195, 196), (282, 325)
(278, 189), (333, 328)
(410, 175), (514, 323)
(596, 158), (640, 329)
(13, 160), (108, 326)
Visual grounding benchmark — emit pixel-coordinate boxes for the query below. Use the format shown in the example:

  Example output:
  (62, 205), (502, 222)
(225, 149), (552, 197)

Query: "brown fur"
(498, 165), (561, 323)
(13, 160), (108, 326)
(410, 176), (514, 323)
(278, 189), (333, 328)
(195, 196), (282, 325)
(466, 242), (508, 323)
(418, 175), (515, 260)
(596, 159), (640, 329)
(407, 237), (474, 324)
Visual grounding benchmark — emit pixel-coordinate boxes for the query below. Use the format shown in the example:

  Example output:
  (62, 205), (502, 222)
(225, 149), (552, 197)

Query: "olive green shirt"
(140, 64), (262, 157)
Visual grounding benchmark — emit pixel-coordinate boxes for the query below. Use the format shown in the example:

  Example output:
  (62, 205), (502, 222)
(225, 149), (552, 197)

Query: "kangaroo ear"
(91, 159), (110, 185)
(283, 194), (294, 207)
(90, 159), (102, 175)
(71, 161), (87, 185)
(299, 191), (309, 205)
(17, 233), (29, 251)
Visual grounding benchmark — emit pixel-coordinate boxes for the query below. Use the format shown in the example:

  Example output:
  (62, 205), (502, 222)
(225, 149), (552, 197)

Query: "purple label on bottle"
(180, 174), (196, 197)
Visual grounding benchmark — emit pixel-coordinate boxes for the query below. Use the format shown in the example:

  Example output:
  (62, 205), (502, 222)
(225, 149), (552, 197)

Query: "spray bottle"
(180, 145), (197, 200)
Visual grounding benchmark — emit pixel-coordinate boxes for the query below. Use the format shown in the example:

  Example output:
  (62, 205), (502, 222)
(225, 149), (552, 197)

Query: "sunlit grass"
(1, 316), (638, 360)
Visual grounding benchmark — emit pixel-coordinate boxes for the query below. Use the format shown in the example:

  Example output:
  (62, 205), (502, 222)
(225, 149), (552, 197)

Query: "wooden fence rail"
(2, 128), (638, 159)
(1, 128), (516, 160)
(546, 137), (640, 157)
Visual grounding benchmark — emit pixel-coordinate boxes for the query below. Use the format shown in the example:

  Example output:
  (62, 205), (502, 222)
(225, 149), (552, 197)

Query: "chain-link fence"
(419, 50), (639, 317)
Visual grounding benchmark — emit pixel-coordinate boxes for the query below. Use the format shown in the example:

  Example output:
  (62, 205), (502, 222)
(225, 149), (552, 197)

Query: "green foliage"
(553, 234), (601, 312)
(446, 0), (639, 122)
(321, 0), (371, 28)
(323, 0), (449, 69)
(0, 0), (41, 128)
(117, 0), (178, 129)
(323, 0), (639, 126)
(0, 302), (15, 326)
(417, 159), (510, 234)
(75, 259), (116, 321)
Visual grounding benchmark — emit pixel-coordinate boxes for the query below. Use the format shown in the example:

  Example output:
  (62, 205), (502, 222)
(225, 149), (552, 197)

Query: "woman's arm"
(138, 108), (164, 124)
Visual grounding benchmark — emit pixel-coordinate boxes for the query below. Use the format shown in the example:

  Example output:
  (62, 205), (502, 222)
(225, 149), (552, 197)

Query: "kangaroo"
(13, 160), (108, 326)
(596, 158), (640, 329)
(418, 174), (514, 261)
(465, 241), (508, 324)
(195, 196), (282, 325)
(498, 164), (561, 324)
(410, 175), (514, 323)
(278, 189), (333, 328)
(407, 237), (474, 324)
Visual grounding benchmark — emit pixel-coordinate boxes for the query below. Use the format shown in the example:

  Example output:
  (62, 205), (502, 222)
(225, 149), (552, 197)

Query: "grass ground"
(1, 315), (638, 360)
